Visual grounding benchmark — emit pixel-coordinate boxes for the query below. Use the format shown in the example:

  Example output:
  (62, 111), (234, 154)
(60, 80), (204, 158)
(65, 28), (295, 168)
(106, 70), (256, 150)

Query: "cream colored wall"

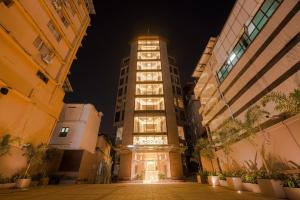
(50, 104), (102, 154)
(0, 0), (91, 177)
(196, 0), (300, 131)
(215, 114), (300, 172)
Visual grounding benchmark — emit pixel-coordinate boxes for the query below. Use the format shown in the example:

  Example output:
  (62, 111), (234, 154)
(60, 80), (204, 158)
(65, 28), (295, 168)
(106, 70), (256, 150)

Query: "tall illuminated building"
(114, 36), (186, 181)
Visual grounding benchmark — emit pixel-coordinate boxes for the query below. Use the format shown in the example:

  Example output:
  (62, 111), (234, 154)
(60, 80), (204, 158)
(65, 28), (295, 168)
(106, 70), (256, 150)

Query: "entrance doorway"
(144, 160), (158, 183)
(131, 152), (171, 183)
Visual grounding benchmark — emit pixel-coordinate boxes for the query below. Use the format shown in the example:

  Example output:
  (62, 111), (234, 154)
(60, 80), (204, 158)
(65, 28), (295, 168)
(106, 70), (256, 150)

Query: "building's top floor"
(59, 103), (103, 122)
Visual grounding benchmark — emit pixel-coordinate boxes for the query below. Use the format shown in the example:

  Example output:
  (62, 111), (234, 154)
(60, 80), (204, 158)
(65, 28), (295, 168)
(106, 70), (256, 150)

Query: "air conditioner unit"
(42, 52), (54, 64)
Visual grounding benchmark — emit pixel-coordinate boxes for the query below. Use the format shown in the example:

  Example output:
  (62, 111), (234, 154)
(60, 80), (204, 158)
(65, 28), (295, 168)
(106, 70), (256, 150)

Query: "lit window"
(116, 127), (123, 144)
(136, 84), (164, 95)
(137, 61), (161, 70)
(178, 126), (185, 140)
(138, 40), (159, 45)
(136, 72), (162, 82)
(217, 0), (282, 83)
(59, 127), (69, 137)
(134, 115), (167, 133)
(135, 97), (165, 110)
(133, 135), (168, 145)
(137, 52), (160, 60)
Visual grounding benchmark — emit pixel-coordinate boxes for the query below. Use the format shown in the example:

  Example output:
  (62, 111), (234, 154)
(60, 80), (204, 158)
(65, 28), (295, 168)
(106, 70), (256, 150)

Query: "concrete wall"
(50, 104), (102, 154)
(0, 0), (91, 177)
(213, 114), (300, 172)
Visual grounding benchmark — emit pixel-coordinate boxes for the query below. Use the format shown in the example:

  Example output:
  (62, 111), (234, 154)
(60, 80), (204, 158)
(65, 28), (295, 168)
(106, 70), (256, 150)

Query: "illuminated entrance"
(131, 152), (171, 183)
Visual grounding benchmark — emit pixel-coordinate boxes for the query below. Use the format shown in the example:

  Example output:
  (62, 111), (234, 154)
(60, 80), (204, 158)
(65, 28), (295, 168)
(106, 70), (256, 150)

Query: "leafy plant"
(195, 138), (216, 171)
(0, 134), (19, 157)
(282, 175), (300, 188)
(21, 143), (47, 178)
(218, 173), (226, 180)
(261, 89), (300, 116)
(256, 170), (286, 181)
(214, 118), (243, 158)
(158, 173), (166, 180)
(226, 170), (244, 178)
(41, 147), (59, 177)
(244, 153), (259, 172)
(207, 171), (218, 176)
(241, 172), (257, 184)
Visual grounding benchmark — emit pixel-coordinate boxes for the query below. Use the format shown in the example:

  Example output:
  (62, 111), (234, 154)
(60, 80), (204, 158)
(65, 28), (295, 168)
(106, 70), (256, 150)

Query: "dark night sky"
(64, 1), (236, 135)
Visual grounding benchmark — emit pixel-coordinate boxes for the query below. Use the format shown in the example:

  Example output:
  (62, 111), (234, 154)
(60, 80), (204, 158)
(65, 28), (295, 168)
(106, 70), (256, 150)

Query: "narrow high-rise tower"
(114, 36), (186, 181)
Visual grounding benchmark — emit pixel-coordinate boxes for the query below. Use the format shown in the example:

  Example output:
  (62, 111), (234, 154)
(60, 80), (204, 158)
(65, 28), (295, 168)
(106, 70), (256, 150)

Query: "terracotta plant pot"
(257, 179), (286, 198)
(242, 183), (253, 191)
(207, 176), (219, 186)
(16, 178), (32, 188)
(251, 184), (261, 193)
(40, 177), (49, 186)
(196, 175), (207, 184)
(219, 180), (228, 187)
(226, 177), (243, 191)
(242, 183), (261, 193)
(283, 187), (300, 200)
(0, 183), (17, 189)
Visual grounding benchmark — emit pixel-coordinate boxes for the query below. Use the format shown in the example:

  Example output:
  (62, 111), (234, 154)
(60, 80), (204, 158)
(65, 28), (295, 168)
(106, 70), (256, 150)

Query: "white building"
(50, 103), (103, 153)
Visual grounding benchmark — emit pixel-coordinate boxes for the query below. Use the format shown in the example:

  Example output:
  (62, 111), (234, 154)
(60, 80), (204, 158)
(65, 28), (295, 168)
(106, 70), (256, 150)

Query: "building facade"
(0, 0), (94, 176)
(49, 103), (112, 183)
(193, 0), (300, 171)
(114, 36), (185, 182)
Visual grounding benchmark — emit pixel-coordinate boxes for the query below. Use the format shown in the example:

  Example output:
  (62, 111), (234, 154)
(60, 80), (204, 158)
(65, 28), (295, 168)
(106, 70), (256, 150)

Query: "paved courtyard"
(0, 183), (277, 200)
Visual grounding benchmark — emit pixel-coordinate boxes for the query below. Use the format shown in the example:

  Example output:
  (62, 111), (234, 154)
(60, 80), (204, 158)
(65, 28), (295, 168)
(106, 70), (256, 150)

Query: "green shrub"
(282, 175), (300, 188)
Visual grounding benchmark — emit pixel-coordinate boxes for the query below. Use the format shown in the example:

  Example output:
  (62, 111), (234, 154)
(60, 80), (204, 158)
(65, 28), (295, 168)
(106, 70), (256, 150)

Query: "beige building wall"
(193, 0), (300, 172)
(0, 0), (92, 176)
(50, 103), (103, 153)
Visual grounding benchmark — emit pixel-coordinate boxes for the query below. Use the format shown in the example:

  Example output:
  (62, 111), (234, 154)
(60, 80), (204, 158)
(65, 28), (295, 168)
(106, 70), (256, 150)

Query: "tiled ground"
(0, 183), (278, 200)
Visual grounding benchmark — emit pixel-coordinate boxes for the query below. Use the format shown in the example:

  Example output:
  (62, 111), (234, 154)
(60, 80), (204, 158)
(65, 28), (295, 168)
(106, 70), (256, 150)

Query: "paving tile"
(0, 183), (278, 200)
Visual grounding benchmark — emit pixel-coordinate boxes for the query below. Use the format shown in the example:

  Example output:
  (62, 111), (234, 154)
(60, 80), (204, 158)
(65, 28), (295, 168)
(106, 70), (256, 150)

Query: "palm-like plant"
(261, 89), (300, 116)
(214, 118), (243, 158)
(0, 134), (12, 157)
(195, 138), (215, 172)
(41, 147), (59, 177)
(21, 143), (47, 178)
(0, 134), (19, 157)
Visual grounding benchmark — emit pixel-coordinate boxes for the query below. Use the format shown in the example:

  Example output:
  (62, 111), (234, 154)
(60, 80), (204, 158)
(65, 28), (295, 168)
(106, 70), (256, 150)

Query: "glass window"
(135, 97), (165, 110)
(136, 84), (164, 95)
(136, 72), (162, 82)
(59, 127), (69, 137)
(217, 0), (282, 83)
(137, 52), (160, 60)
(177, 126), (185, 140)
(137, 61), (161, 70)
(48, 21), (61, 42)
(134, 115), (167, 133)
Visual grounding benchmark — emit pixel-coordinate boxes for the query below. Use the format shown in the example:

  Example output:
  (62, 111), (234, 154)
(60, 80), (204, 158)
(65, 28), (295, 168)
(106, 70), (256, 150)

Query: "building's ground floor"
(116, 147), (184, 182)
(0, 183), (276, 200)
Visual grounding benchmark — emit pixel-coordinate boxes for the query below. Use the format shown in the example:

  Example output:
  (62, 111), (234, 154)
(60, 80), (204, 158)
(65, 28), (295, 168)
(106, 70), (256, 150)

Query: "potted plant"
(40, 147), (59, 186)
(218, 172), (228, 187)
(226, 171), (243, 191)
(0, 175), (16, 189)
(282, 174), (300, 200)
(196, 171), (208, 184)
(257, 170), (286, 198)
(207, 171), (220, 186)
(241, 172), (261, 193)
(16, 143), (46, 188)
